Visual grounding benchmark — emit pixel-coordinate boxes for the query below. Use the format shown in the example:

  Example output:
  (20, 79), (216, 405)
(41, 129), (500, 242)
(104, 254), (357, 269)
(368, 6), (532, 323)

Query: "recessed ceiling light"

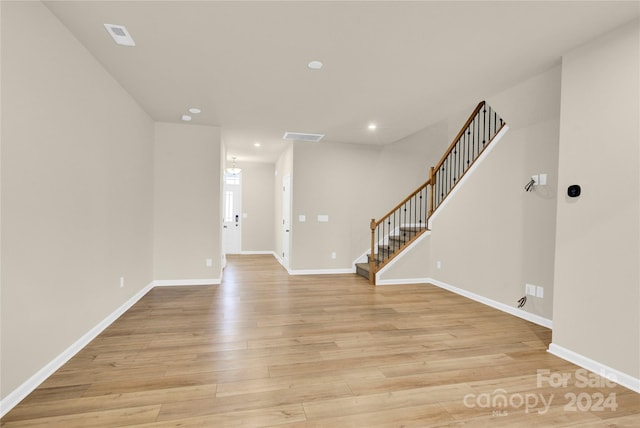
(104, 24), (135, 47)
(368, 123), (377, 130)
(181, 114), (192, 121)
(308, 60), (323, 70)
(254, 142), (261, 147)
(188, 108), (201, 114)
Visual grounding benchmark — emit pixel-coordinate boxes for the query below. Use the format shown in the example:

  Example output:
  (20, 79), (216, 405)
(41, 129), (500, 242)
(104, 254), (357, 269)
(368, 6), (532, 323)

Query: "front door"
(223, 172), (242, 254)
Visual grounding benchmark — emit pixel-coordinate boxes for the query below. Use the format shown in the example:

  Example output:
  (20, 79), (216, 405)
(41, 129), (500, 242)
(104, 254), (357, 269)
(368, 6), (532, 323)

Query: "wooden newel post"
(429, 166), (435, 218)
(369, 218), (376, 285)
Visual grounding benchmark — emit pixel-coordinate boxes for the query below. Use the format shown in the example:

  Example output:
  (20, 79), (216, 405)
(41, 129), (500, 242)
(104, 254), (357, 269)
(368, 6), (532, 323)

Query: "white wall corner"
(548, 343), (640, 393)
(272, 252), (286, 267)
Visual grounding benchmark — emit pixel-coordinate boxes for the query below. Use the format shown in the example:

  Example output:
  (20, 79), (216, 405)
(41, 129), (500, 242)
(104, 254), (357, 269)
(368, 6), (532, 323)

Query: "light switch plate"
(539, 174), (547, 185)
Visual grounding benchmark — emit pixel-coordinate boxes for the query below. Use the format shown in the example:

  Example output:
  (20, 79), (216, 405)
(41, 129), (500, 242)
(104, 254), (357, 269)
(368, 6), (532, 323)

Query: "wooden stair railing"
(368, 179), (431, 283)
(367, 100), (506, 284)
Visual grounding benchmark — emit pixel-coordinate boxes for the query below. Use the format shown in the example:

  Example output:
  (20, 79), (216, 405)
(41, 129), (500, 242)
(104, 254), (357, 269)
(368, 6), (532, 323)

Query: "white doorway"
(223, 172), (242, 254)
(282, 173), (291, 267)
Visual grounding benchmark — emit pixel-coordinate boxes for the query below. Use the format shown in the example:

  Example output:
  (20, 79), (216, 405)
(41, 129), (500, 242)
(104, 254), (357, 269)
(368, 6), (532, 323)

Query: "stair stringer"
(372, 125), (510, 285)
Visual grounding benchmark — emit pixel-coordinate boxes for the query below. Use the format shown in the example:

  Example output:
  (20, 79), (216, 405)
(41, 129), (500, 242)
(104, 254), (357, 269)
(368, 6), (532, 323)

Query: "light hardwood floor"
(2, 255), (639, 427)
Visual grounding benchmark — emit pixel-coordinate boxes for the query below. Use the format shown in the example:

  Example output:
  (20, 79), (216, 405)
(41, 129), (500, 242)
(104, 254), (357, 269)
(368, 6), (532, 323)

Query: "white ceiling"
(44, 1), (639, 163)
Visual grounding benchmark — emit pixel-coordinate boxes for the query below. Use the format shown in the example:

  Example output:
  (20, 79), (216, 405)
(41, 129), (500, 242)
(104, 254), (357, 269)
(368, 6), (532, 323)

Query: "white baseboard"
(270, 252), (355, 275)
(273, 253), (287, 269)
(548, 343), (640, 393)
(378, 277), (552, 329)
(0, 274), (228, 417)
(153, 278), (220, 286)
(427, 277), (552, 328)
(0, 281), (154, 418)
(376, 277), (431, 286)
(288, 268), (355, 275)
(240, 251), (277, 256)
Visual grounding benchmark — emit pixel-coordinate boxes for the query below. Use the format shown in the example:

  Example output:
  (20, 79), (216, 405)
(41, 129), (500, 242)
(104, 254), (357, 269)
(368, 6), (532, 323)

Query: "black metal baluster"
(391, 210), (395, 260)
(444, 159), (448, 199)
(464, 125), (468, 170)
(402, 203), (405, 245)
(472, 119), (477, 159)
(419, 190), (422, 230)
(407, 199), (411, 244)
(453, 143), (457, 187)
(438, 168), (442, 207)
(476, 114), (480, 153)
(440, 165), (445, 204)
(456, 139), (460, 184)
(483, 104), (487, 148)
(375, 224), (379, 267)
(447, 156), (451, 195)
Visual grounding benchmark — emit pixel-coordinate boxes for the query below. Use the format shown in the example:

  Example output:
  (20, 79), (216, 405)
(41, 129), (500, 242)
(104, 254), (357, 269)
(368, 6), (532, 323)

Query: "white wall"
(153, 122), (222, 282)
(291, 141), (381, 270)
(552, 20), (639, 380)
(1, 1), (154, 399)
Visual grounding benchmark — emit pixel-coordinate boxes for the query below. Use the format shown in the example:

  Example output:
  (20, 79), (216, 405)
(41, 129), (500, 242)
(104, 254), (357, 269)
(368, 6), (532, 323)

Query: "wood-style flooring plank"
(2, 255), (638, 427)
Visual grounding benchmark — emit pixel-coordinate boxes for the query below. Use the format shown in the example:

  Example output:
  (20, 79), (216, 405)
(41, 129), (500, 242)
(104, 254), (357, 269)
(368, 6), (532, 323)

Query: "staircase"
(358, 101), (505, 284)
(356, 226), (420, 278)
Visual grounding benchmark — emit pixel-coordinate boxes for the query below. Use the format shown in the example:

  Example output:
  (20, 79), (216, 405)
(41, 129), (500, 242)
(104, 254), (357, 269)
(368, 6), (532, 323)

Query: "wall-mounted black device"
(567, 185), (581, 198)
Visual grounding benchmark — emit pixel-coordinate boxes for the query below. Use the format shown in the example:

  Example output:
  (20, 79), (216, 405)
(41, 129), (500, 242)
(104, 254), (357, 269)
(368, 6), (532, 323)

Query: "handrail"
(367, 100), (506, 285)
(431, 101), (505, 212)
(433, 101), (485, 174)
(371, 178), (432, 230)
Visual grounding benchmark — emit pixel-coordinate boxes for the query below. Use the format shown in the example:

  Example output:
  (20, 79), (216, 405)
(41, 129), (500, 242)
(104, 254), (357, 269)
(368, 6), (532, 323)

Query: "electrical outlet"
(536, 286), (544, 298)
(525, 283), (536, 296)
(120, 276), (125, 288)
(436, 261), (441, 269)
(206, 258), (213, 267)
(531, 175), (539, 185)
(331, 252), (336, 259)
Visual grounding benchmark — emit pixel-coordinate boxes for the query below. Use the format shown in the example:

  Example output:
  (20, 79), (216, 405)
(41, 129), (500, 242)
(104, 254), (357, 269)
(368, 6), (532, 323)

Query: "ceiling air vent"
(104, 24), (135, 47)
(283, 132), (325, 142)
